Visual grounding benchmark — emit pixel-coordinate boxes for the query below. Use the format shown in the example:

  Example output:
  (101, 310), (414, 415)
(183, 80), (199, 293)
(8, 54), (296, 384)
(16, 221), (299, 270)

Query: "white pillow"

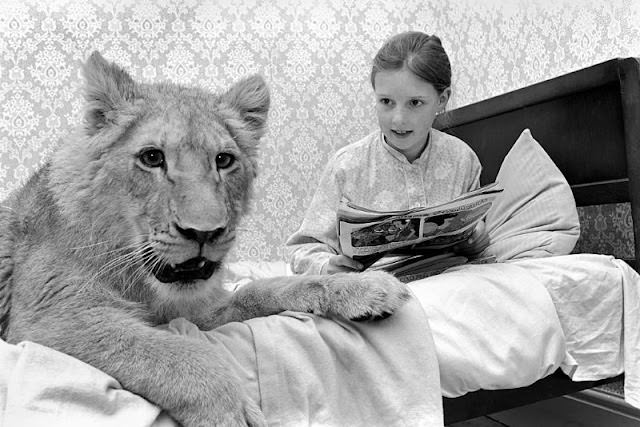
(481, 129), (580, 261)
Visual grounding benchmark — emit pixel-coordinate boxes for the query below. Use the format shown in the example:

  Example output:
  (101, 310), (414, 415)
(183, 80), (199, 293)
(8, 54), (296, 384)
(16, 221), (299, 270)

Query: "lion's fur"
(0, 52), (410, 426)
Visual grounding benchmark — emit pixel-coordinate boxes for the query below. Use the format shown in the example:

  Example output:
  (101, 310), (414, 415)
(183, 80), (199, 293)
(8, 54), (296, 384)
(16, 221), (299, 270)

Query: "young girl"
(286, 31), (489, 275)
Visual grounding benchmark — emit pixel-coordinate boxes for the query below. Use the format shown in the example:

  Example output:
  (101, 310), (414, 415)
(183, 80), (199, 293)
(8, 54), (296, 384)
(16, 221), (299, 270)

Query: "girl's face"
(374, 67), (450, 162)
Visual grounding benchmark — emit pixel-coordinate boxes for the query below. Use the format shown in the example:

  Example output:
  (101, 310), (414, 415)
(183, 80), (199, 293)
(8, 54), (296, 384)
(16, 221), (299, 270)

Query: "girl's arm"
(286, 159), (349, 274)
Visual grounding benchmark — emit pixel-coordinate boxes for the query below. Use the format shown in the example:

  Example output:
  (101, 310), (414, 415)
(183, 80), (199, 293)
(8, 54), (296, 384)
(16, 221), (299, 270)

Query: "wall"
(1, 0), (639, 261)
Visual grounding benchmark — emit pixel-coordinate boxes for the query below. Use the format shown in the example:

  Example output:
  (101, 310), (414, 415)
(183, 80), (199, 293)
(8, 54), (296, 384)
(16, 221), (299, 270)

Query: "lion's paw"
(181, 385), (266, 427)
(323, 270), (411, 321)
(202, 393), (267, 427)
(243, 397), (267, 427)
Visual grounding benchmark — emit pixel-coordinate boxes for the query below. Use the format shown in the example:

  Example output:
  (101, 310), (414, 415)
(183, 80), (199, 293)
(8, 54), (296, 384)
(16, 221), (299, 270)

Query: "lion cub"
(0, 52), (410, 426)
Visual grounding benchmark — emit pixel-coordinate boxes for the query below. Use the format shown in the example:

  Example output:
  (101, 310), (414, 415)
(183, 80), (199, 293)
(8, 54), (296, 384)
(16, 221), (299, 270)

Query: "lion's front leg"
(18, 306), (265, 427)
(215, 270), (411, 326)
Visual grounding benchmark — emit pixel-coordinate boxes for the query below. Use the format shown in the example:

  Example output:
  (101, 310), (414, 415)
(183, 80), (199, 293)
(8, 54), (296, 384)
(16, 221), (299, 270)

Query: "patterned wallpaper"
(1, 0), (639, 262)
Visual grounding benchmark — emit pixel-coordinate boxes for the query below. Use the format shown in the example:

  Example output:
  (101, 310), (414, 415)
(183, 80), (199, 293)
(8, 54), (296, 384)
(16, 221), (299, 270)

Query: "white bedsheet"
(407, 253), (640, 409)
(1, 254), (639, 426)
(0, 339), (172, 427)
(511, 254), (640, 408)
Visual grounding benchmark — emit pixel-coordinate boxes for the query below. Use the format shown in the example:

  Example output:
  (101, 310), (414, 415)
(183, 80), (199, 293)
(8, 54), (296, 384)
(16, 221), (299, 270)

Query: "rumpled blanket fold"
(0, 295), (443, 427)
(168, 295), (443, 427)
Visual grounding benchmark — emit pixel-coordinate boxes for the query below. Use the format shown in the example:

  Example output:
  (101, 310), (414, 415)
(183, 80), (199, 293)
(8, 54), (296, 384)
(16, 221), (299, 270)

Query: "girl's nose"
(391, 107), (405, 126)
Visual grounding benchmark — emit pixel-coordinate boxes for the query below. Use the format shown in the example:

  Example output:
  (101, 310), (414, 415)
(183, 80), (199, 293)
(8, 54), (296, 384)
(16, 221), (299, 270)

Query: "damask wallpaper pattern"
(1, 0), (639, 262)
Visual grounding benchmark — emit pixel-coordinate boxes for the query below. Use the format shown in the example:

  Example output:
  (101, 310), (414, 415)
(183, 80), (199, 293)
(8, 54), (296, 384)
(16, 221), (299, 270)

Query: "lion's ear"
(222, 74), (270, 140)
(82, 51), (138, 135)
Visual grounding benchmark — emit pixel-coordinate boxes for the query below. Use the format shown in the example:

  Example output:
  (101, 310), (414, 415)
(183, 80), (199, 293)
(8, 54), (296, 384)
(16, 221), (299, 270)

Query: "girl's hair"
(370, 31), (451, 93)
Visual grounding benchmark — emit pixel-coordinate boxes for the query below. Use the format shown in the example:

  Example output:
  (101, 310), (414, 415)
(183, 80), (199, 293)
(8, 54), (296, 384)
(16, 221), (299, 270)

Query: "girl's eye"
(216, 153), (235, 169)
(139, 148), (165, 168)
(410, 99), (424, 107)
(379, 98), (391, 105)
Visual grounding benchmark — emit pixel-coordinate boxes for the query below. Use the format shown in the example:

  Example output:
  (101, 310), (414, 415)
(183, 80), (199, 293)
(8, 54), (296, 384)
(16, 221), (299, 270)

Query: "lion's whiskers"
(73, 242), (138, 296)
(123, 245), (159, 296)
(82, 238), (150, 294)
(81, 238), (147, 259)
(122, 252), (168, 300)
(70, 241), (110, 251)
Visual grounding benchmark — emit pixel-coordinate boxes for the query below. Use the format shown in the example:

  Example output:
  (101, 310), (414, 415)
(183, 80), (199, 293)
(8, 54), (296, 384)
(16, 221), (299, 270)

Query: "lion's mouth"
(154, 257), (221, 283)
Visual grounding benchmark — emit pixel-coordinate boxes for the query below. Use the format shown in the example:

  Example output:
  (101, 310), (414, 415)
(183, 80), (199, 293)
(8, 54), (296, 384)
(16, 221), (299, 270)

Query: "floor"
(448, 416), (506, 427)
(446, 393), (640, 427)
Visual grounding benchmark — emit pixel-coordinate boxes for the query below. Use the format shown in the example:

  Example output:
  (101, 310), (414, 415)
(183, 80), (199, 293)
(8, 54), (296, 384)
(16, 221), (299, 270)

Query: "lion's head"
(48, 52), (269, 299)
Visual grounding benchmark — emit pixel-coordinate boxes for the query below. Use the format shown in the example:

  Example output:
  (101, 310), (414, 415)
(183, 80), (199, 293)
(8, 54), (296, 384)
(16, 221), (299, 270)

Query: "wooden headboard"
(435, 57), (640, 269)
(434, 57), (640, 423)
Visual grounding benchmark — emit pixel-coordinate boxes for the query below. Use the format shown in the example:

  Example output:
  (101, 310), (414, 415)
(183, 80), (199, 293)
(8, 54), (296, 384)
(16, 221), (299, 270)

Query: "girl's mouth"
(392, 129), (412, 138)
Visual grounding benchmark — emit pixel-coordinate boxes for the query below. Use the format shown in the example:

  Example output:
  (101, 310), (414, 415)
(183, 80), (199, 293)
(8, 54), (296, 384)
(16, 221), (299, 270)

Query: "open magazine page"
(337, 182), (502, 259)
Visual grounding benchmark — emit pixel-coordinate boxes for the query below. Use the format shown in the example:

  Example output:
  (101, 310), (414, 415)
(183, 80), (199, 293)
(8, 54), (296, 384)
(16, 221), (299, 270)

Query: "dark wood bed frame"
(434, 57), (640, 424)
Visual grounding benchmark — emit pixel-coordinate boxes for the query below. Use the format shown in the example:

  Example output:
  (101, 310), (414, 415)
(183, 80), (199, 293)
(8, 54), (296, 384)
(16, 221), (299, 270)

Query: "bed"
(435, 56), (640, 424)
(1, 58), (640, 426)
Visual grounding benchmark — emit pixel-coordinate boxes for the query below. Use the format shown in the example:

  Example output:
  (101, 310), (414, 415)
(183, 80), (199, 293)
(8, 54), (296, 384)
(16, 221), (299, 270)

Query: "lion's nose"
(175, 224), (226, 245)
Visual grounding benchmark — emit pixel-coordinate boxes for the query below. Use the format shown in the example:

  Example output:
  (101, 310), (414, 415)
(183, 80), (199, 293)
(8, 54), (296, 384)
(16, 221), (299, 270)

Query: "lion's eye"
(139, 148), (165, 168)
(215, 153), (235, 169)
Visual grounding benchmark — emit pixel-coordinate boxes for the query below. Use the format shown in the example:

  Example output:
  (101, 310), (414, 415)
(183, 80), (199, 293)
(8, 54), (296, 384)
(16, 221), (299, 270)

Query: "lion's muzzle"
(175, 224), (226, 245)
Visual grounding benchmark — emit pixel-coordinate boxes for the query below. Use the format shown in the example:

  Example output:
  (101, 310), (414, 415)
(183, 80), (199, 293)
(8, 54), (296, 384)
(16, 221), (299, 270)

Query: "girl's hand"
(453, 220), (490, 257)
(322, 255), (365, 274)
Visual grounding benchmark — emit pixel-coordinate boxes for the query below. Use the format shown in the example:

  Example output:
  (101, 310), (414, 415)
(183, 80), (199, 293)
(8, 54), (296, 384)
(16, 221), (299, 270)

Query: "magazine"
(368, 252), (497, 283)
(337, 182), (503, 269)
